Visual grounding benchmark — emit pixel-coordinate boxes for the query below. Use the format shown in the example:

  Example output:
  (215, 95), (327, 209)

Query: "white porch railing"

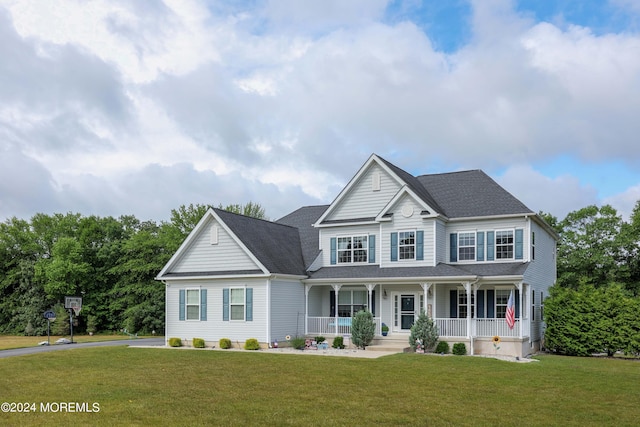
(434, 318), (528, 338)
(307, 317), (382, 335)
(308, 317), (528, 338)
(474, 319), (526, 338)
(435, 318), (468, 337)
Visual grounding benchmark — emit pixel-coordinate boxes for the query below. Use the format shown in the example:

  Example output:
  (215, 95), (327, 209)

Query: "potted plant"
(381, 323), (389, 337)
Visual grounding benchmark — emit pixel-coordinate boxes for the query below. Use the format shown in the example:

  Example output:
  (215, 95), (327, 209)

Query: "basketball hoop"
(65, 296), (82, 316)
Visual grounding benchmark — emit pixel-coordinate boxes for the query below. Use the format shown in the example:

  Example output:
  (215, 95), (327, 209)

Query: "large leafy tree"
(556, 205), (624, 288)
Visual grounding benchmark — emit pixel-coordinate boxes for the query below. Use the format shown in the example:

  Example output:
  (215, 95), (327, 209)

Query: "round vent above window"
(401, 205), (414, 218)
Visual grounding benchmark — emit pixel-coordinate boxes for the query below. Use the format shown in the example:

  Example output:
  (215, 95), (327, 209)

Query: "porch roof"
(306, 262), (529, 282)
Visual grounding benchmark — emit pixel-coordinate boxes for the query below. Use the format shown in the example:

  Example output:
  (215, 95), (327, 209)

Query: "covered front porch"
(304, 280), (530, 345)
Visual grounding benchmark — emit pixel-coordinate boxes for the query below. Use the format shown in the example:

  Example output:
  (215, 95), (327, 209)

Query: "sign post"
(43, 310), (56, 346)
(64, 297), (82, 344)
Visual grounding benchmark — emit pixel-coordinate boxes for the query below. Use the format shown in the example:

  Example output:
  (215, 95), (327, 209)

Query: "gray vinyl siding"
(307, 286), (324, 317)
(171, 216), (259, 273)
(327, 163), (401, 221)
(165, 278), (268, 343)
(522, 220), (557, 342)
(270, 279), (306, 341)
(435, 220), (446, 263)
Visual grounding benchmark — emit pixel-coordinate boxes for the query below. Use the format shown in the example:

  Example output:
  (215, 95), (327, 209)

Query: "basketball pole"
(69, 309), (74, 344)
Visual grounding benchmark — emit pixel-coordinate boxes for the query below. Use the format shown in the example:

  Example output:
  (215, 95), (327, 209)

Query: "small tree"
(409, 311), (439, 351)
(351, 310), (375, 349)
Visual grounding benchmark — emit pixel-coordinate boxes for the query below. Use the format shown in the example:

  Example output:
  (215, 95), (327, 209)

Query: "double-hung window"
(337, 235), (368, 264)
(230, 288), (245, 321)
(186, 289), (200, 320)
(458, 290), (475, 318)
(338, 290), (367, 317)
(458, 232), (476, 261)
(398, 231), (415, 260)
(495, 289), (510, 318)
(495, 230), (514, 259)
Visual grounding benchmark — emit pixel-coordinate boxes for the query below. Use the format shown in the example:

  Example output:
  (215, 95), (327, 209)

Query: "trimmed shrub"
(435, 341), (450, 354)
(332, 336), (344, 349)
(351, 310), (375, 349)
(244, 338), (260, 350)
(192, 338), (205, 348)
(315, 336), (326, 343)
(168, 337), (182, 347)
(409, 311), (439, 351)
(452, 343), (467, 355)
(290, 336), (306, 350)
(219, 338), (232, 349)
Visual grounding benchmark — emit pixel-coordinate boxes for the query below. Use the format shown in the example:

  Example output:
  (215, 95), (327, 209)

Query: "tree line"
(0, 203), (265, 336)
(542, 202), (640, 356)
(1, 198), (638, 354)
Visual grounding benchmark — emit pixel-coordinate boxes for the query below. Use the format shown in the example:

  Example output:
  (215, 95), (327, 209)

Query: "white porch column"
(305, 284), (312, 335)
(420, 283), (432, 316)
(515, 281), (523, 339)
(464, 281), (472, 342)
(331, 284), (342, 335)
(365, 283), (376, 312)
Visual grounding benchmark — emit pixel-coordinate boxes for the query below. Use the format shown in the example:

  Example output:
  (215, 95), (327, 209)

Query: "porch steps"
(364, 336), (410, 353)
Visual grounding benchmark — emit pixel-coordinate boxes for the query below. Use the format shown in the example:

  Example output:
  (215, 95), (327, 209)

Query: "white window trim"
(185, 288), (200, 321)
(458, 230), (476, 262)
(494, 229), (515, 260)
(398, 230), (416, 261)
(495, 289), (510, 318)
(229, 287), (246, 321)
(337, 234), (369, 264)
(457, 289), (475, 318)
(337, 289), (368, 317)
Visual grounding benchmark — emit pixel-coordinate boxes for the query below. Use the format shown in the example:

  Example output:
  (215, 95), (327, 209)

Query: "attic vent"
(372, 172), (381, 192)
(210, 225), (219, 245)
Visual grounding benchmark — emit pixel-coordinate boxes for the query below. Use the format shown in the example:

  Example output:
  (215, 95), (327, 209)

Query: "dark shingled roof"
(377, 156), (445, 214)
(276, 205), (328, 269)
(416, 170), (534, 218)
(213, 208), (307, 276)
(308, 262), (529, 280)
(188, 157), (534, 278)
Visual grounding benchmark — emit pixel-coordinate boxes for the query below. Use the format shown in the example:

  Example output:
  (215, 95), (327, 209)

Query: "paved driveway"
(0, 338), (165, 358)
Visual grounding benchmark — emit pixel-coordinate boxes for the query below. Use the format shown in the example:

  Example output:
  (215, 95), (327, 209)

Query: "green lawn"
(0, 334), (154, 350)
(1, 348), (638, 426)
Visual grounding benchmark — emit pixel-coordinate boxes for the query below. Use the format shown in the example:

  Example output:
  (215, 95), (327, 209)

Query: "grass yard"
(1, 347), (638, 426)
(0, 334), (154, 350)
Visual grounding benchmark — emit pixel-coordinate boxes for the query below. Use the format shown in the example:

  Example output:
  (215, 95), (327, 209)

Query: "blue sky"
(1, 0), (640, 222)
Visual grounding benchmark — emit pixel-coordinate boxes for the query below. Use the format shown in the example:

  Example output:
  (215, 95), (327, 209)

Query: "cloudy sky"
(1, 0), (640, 223)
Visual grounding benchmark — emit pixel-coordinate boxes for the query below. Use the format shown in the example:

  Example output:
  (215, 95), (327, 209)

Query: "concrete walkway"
(0, 338), (165, 359)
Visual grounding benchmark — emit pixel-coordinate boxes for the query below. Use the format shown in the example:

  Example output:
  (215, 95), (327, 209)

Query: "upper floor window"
(495, 230), (514, 259)
(337, 235), (368, 263)
(531, 231), (536, 260)
(398, 231), (415, 260)
(458, 232), (476, 261)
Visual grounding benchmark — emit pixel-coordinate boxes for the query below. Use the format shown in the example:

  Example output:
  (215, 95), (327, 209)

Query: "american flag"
(505, 290), (515, 329)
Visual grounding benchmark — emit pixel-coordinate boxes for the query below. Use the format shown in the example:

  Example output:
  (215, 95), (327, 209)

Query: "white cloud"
(603, 185), (640, 221)
(496, 165), (599, 219)
(1, 0), (220, 83)
(1, 0), (640, 223)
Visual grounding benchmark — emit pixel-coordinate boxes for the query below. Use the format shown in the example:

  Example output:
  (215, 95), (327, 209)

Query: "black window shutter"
(450, 289), (457, 318)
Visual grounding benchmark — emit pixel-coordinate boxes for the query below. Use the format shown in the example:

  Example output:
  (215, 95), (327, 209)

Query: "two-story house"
(156, 154), (557, 357)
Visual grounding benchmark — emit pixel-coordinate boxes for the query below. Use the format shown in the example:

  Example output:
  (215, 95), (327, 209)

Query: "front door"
(394, 293), (417, 331)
